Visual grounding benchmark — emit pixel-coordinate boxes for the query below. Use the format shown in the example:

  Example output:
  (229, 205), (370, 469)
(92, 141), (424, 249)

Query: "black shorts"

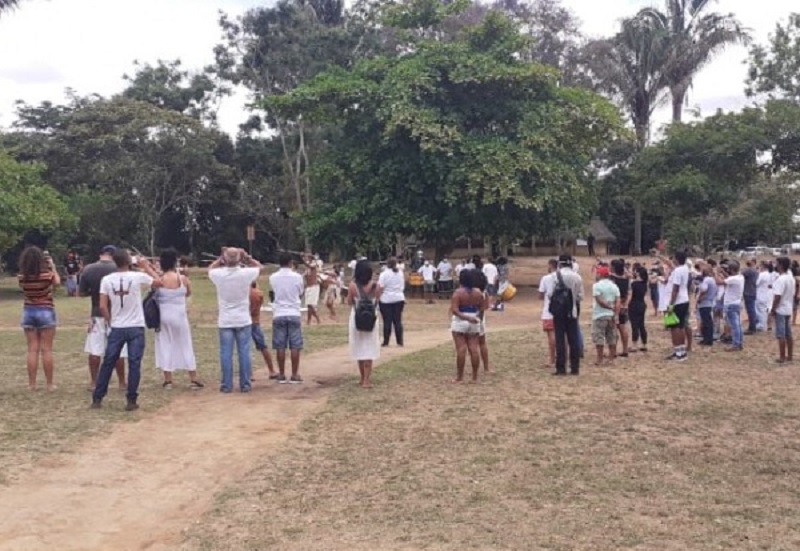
(617, 308), (629, 325)
(673, 303), (690, 329)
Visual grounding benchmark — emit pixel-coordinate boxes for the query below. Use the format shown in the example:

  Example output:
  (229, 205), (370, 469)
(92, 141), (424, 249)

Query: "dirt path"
(0, 327), (478, 551)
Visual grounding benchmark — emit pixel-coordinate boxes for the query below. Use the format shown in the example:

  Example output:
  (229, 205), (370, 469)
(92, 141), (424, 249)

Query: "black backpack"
(354, 283), (377, 332)
(549, 270), (574, 320)
(143, 289), (161, 331)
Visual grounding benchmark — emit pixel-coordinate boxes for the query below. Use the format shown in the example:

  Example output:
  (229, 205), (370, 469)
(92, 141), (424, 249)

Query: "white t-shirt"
(465, 262), (476, 270)
(483, 263), (499, 285)
(269, 267), (305, 319)
(668, 265), (690, 305)
(100, 271), (153, 329)
(723, 274), (744, 306)
(538, 272), (556, 321)
(419, 265), (436, 283)
(209, 267), (260, 328)
(772, 272), (796, 316)
(437, 261), (453, 281)
(756, 271), (772, 303)
(378, 269), (405, 304)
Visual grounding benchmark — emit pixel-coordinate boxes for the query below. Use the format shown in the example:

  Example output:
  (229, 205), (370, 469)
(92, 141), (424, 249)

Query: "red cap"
(595, 266), (610, 277)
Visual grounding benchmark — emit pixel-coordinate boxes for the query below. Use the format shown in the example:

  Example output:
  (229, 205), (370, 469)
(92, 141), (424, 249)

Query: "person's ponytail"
(388, 257), (398, 273)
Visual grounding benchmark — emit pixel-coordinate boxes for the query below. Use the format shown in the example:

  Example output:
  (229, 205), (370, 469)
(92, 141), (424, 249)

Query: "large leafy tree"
(215, 0), (363, 249)
(628, 106), (779, 252)
(0, 150), (74, 252)
(636, 0), (749, 122)
(746, 13), (800, 104)
(269, 8), (624, 255)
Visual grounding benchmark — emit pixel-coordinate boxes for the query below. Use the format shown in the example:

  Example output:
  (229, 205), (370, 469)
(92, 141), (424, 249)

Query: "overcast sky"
(0, 0), (795, 136)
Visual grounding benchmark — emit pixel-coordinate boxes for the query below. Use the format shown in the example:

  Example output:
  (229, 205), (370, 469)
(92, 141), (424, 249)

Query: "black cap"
(100, 245), (117, 255)
(558, 254), (572, 265)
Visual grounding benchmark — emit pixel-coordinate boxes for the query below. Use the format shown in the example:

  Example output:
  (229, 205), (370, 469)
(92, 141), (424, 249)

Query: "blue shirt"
(697, 276), (717, 309)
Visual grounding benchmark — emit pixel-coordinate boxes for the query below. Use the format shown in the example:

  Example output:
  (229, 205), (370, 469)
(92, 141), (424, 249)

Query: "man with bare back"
(302, 254), (322, 325)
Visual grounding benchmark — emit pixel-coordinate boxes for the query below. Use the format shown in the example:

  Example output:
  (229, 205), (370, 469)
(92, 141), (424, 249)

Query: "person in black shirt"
(629, 266), (649, 352)
(64, 250), (82, 297)
(610, 259), (630, 357)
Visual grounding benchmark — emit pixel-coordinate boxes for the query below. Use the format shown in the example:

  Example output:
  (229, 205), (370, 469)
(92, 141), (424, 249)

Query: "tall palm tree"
(586, 18), (670, 254)
(636, 0), (749, 122)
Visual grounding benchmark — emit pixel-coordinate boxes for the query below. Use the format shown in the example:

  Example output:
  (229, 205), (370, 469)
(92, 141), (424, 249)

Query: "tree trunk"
(633, 202), (642, 256)
(671, 84), (689, 123)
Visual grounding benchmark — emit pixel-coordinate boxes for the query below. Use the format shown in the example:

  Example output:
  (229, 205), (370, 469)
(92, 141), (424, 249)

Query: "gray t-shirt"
(742, 267), (758, 297)
(79, 260), (118, 317)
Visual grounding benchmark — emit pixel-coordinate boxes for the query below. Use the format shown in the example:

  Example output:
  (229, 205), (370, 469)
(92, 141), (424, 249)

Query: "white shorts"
(451, 315), (481, 335)
(305, 285), (321, 307)
(84, 317), (128, 358)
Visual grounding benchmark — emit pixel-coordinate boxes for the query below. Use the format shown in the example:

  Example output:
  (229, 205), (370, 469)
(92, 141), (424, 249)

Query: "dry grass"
(0, 274), (349, 485)
(186, 326), (800, 551)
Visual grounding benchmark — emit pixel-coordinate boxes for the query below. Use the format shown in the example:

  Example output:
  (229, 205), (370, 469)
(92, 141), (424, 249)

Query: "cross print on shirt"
(111, 277), (132, 308)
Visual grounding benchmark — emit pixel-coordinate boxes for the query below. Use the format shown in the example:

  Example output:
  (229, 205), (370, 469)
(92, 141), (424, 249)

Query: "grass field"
(0, 272), (353, 484)
(5, 258), (800, 550)
(185, 328), (800, 551)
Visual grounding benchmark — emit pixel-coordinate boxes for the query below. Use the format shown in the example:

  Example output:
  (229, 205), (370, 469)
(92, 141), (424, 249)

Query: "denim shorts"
(251, 324), (268, 351)
(775, 314), (793, 340)
(21, 305), (57, 330)
(272, 316), (303, 350)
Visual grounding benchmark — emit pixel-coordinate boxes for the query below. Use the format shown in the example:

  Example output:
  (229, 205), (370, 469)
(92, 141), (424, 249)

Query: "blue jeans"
(219, 326), (252, 392)
(93, 326), (145, 402)
(725, 304), (743, 349)
(744, 295), (757, 332)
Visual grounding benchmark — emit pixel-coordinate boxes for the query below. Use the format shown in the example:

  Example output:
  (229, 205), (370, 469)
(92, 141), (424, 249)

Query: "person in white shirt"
(208, 248), (263, 392)
(714, 260), (744, 352)
(755, 261), (773, 331)
(772, 256), (795, 364)
(269, 253), (306, 383)
(666, 252), (692, 361)
(482, 260), (499, 297)
(538, 259), (558, 368)
(436, 257), (454, 296)
(91, 249), (160, 411)
(378, 257), (406, 346)
(419, 260), (436, 304)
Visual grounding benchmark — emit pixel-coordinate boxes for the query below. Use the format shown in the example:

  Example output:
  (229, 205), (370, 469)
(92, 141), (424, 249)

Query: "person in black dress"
(629, 266), (649, 352)
(610, 259), (630, 357)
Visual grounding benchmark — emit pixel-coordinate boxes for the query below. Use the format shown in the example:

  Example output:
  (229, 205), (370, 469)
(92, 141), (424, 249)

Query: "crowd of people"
(15, 241), (800, 408)
(537, 252), (800, 375)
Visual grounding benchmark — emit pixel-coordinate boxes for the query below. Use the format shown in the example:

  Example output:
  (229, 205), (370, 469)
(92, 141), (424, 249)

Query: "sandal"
(190, 380), (205, 389)
(162, 381), (173, 390)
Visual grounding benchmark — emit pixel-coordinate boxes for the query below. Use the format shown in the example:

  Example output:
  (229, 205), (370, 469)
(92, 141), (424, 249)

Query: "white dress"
(349, 287), (380, 361)
(155, 280), (197, 372)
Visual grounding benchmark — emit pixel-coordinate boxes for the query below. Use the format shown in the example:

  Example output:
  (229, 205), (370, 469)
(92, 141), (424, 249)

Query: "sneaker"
(289, 375), (304, 384)
(162, 381), (173, 390)
(90, 399), (102, 409)
(674, 354), (688, 362)
(125, 400), (139, 412)
(268, 373), (280, 380)
(276, 374), (288, 384)
(665, 353), (677, 361)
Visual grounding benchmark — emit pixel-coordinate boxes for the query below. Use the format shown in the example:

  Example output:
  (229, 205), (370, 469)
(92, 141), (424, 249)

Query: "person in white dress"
(348, 260), (381, 388)
(155, 249), (202, 390)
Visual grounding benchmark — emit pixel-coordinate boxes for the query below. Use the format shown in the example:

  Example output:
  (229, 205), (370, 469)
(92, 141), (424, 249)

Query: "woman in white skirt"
(450, 269), (485, 383)
(348, 260), (381, 388)
(155, 249), (202, 390)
